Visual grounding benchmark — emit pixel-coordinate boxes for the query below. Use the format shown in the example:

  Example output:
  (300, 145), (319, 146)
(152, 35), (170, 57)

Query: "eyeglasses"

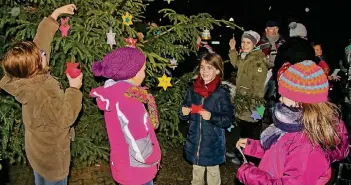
(40, 49), (46, 57)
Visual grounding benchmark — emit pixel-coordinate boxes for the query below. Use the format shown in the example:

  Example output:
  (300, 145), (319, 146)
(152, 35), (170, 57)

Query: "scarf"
(260, 103), (303, 150)
(193, 75), (221, 98)
(124, 86), (159, 129)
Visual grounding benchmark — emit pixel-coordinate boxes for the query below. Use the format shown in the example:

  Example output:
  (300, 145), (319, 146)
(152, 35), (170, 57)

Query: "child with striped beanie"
(235, 60), (349, 185)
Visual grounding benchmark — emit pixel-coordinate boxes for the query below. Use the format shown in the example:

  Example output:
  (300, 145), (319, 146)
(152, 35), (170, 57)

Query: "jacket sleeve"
(42, 87), (83, 129)
(229, 49), (239, 68)
(237, 144), (328, 185)
(209, 90), (234, 128)
(243, 139), (265, 159)
(117, 99), (161, 165)
(178, 87), (192, 120)
(328, 120), (349, 163)
(33, 16), (59, 64)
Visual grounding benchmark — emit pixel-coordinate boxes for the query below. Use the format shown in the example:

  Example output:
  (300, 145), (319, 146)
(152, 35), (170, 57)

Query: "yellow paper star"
(122, 12), (133, 26)
(158, 74), (172, 91)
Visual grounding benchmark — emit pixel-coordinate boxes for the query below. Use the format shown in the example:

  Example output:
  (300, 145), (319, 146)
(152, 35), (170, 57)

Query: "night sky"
(145, 0), (351, 69)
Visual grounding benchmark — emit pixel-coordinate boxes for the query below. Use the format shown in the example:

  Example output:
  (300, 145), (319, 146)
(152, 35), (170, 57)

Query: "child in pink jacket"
(90, 47), (161, 185)
(236, 60), (349, 185)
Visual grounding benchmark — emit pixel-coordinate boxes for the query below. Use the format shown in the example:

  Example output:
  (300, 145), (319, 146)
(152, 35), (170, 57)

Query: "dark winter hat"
(266, 21), (279, 28)
(92, 47), (146, 81)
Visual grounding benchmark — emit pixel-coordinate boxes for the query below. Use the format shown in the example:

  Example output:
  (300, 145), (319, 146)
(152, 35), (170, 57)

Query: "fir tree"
(0, 0), (240, 165)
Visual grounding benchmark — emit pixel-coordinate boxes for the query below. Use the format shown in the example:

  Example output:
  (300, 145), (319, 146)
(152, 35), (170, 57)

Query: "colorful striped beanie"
(278, 60), (328, 103)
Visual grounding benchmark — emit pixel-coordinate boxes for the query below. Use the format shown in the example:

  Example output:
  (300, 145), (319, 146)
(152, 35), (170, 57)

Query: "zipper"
(196, 98), (205, 164)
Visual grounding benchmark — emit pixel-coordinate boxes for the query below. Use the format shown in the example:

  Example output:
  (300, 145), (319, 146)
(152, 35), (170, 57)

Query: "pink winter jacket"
(90, 80), (161, 185)
(237, 120), (349, 185)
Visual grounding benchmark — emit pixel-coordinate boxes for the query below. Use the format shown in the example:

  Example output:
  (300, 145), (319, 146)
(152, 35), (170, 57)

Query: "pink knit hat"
(278, 60), (329, 103)
(92, 47), (146, 81)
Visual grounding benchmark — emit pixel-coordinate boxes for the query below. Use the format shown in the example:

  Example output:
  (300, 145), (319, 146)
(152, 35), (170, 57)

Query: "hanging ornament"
(124, 37), (137, 48)
(10, 7), (20, 17)
(250, 111), (261, 121)
(201, 29), (211, 40)
(256, 105), (265, 117)
(122, 12), (133, 26)
(164, 0), (173, 4)
(250, 105), (265, 121)
(158, 73), (172, 91)
(59, 17), (70, 37)
(65, 62), (81, 78)
(170, 58), (178, 70)
(106, 27), (116, 49)
(227, 125), (235, 132)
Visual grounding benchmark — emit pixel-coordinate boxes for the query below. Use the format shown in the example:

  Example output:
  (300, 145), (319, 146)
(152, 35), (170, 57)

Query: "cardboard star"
(256, 105), (265, 117)
(191, 104), (204, 114)
(165, 0), (173, 4)
(65, 62), (81, 78)
(122, 12), (133, 26)
(10, 7), (20, 17)
(250, 111), (261, 121)
(170, 58), (178, 70)
(158, 74), (172, 91)
(227, 125), (235, 132)
(125, 37), (137, 48)
(106, 27), (116, 49)
(59, 17), (70, 37)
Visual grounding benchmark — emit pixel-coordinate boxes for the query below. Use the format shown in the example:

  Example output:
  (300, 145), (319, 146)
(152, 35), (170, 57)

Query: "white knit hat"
(289, 22), (307, 38)
(242, 30), (260, 45)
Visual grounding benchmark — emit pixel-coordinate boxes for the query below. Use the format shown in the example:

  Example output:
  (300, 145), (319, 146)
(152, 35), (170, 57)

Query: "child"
(179, 53), (234, 185)
(0, 4), (82, 185)
(90, 47), (161, 185)
(236, 60), (349, 185)
(227, 30), (268, 164)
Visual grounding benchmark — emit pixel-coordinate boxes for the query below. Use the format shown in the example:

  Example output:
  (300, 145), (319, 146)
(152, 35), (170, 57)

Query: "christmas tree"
(0, 0), (239, 165)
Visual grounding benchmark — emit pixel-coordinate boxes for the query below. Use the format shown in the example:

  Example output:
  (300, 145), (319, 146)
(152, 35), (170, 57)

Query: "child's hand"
(51, 4), (77, 20)
(67, 72), (83, 90)
(229, 38), (236, 50)
(199, 110), (211, 120)
(182, 107), (191, 116)
(236, 138), (248, 149)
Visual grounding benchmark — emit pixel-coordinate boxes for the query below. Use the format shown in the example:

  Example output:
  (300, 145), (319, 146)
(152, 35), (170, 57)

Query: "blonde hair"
(199, 52), (224, 78)
(301, 102), (340, 150)
(2, 41), (45, 78)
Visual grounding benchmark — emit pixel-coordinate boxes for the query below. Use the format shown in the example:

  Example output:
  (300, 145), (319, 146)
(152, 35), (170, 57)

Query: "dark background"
(144, 0), (351, 71)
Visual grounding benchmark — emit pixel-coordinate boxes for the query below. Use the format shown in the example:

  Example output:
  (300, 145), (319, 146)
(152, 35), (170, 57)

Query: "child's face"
(241, 38), (254, 53)
(314, 45), (323, 56)
(279, 96), (298, 107)
(200, 60), (219, 84)
(134, 62), (146, 86)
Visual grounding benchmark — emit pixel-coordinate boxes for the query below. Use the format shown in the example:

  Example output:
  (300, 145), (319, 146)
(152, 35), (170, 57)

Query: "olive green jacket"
(229, 49), (268, 122)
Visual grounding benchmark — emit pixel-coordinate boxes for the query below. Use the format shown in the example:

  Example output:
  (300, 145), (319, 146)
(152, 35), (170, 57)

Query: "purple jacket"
(90, 80), (161, 185)
(237, 120), (349, 185)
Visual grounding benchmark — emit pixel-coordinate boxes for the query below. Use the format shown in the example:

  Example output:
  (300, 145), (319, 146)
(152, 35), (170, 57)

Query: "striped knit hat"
(278, 60), (328, 103)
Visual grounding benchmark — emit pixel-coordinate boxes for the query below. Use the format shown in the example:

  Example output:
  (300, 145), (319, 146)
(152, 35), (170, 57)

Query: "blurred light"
(268, 6), (272, 10)
(305, 7), (309, 12)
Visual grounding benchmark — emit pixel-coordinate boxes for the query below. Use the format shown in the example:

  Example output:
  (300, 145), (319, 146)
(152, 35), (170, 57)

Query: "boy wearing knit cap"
(236, 60), (349, 184)
(90, 47), (161, 185)
(227, 30), (269, 164)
